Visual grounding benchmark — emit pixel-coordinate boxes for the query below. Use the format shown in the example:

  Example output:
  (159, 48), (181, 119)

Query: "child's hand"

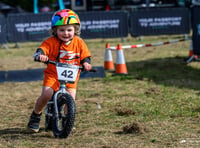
(39, 55), (49, 63)
(83, 62), (92, 71)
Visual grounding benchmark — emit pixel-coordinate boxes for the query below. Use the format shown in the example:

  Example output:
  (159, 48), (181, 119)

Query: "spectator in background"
(185, 0), (200, 62)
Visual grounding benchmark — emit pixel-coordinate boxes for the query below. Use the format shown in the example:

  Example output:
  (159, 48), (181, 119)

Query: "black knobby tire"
(52, 93), (76, 138)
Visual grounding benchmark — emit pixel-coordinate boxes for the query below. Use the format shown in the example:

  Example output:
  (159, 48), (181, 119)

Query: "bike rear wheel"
(52, 93), (76, 138)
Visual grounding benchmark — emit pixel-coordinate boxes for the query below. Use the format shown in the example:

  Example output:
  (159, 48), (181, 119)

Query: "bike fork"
(45, 100), (54, 117)
(53, 83), (67, 127)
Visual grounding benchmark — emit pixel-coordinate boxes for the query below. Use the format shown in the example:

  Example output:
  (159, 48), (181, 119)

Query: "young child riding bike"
(27, 9), (92, 133)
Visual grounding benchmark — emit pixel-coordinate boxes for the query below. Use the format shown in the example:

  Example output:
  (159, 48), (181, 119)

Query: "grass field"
(1, 35), (200, 147)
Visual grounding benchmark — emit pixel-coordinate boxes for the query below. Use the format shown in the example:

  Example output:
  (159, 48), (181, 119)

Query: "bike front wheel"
(52, 93), (76, 138)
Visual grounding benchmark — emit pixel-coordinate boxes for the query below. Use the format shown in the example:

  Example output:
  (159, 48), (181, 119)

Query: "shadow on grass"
(0, 127), (53, 139)
(124, 56), (200, 91)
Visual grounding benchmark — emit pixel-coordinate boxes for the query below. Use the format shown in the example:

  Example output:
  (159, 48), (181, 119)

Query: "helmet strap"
(56, 41), (62, 62)
(65, 38), (73, 45)
(65, 40), (71, 45)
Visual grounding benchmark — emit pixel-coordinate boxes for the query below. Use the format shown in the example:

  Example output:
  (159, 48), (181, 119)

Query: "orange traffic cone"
(115, 44), (127, 74)
(189, 41), (195, 57)
(104, 43), (114, 71)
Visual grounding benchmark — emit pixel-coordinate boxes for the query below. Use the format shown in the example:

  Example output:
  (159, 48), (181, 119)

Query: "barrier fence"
(7, 13), (52, 42)
(0, 7), (190, 42)
(0, 7), (200, 56)
(129, 7), (190, 36)
(79, 11), (128, 39)
(107, 37), (191, 50)
(0, 15), (6, 44)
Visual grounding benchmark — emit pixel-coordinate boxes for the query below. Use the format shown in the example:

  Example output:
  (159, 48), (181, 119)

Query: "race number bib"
(56, 63), (79, 83)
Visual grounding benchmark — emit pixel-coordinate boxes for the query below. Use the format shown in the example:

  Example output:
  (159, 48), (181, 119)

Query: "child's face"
(56, 25), (75, 43)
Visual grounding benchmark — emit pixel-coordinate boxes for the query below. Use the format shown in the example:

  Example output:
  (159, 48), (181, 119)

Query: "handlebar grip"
(34, 55), (41, 62)
(33, 52), (41, 62)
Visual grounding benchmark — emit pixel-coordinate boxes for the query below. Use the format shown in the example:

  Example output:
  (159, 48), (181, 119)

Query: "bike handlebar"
(34, 57), (97, 72)
(47, 60), (56, 65)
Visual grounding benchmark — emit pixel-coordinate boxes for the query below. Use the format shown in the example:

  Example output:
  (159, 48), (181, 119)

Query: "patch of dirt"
(122, 122), (147, 134)
(145, 87), (161, 96)
(114, 108), (136, 116)
(88, 93), (102, 97)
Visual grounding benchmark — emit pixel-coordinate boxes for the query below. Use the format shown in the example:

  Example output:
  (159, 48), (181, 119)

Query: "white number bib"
(56, 63), (79, 83)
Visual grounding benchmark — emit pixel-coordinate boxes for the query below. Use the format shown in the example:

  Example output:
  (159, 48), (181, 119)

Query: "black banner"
(5, 9), (190, 42)
(130, 8), (190, 36)
(78, 11), (129, 39)
(0, 15), (6, 44)
(6, 11), (128, 42)
(191, 6), (200, 55)
(7, 12), (53, 42)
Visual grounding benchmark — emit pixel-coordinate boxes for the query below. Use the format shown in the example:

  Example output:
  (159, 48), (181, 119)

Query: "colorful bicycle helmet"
(51, 9), (80, 28)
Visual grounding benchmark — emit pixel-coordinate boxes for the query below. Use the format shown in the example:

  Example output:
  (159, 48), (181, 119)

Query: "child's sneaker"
(27, 111), (42, 133)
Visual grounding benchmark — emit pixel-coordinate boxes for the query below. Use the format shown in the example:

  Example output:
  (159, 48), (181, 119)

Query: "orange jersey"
(39, 36), (91, 90)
